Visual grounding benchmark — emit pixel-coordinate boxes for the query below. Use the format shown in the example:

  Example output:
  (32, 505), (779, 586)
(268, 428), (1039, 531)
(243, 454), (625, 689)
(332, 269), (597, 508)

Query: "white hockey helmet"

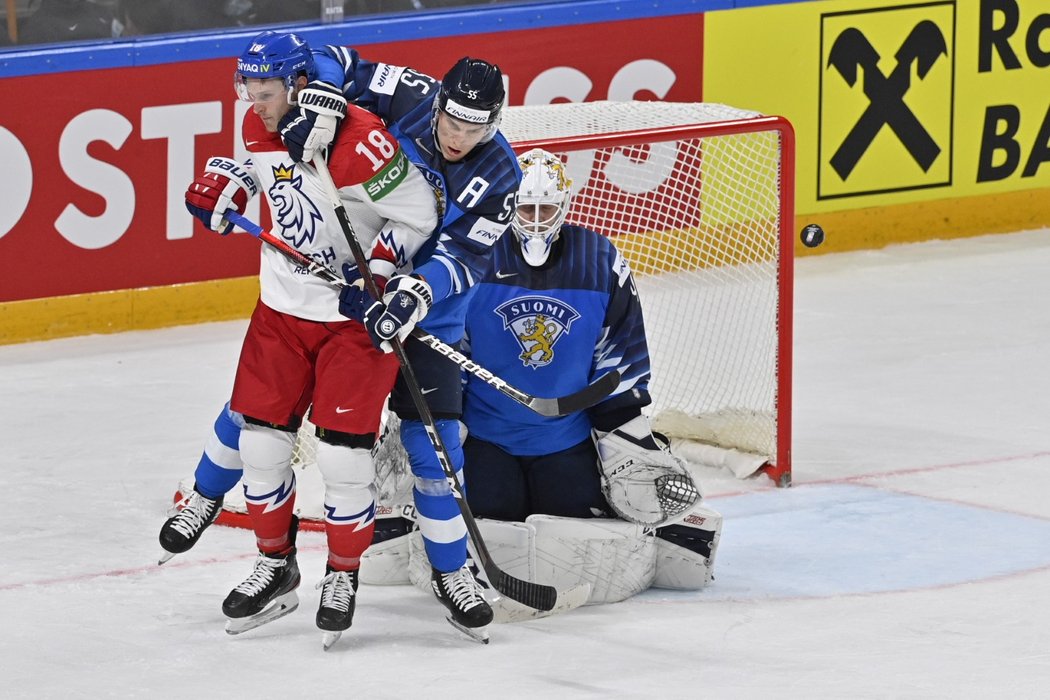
(512, 148), (573, 267)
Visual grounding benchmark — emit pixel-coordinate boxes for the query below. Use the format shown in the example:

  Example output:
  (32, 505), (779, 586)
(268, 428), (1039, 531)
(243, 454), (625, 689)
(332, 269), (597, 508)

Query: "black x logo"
(827, 21), (947, 180)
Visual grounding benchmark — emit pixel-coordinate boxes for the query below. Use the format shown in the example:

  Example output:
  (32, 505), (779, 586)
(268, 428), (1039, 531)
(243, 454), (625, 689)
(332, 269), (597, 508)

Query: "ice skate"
(315, 566), (359, 651)
(431, 565), (493, 644)
(223, 517), (301, 635)
(158, 486), (223, 564)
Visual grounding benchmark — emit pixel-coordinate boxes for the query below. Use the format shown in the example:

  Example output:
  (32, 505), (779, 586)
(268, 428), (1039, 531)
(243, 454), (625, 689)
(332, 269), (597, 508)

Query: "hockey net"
(502, 101), (794, 486)
(183, 100), (794, 527)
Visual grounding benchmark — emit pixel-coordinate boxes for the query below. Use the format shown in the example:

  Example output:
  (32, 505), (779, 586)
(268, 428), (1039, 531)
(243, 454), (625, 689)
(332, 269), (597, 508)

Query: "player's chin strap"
(222, 210), (617, 418)
(305, 154), (585, 613)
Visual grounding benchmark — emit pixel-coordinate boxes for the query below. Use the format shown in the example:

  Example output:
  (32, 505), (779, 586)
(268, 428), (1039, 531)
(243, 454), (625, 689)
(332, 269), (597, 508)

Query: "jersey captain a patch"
(495, 295), (580, 369)
(268, 163), (323, 247)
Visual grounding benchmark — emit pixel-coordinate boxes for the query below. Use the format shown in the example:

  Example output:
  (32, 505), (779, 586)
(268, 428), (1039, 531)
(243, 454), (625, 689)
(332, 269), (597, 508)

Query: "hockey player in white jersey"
(162, 51), (518, 641)
(181, 31), (437, 648)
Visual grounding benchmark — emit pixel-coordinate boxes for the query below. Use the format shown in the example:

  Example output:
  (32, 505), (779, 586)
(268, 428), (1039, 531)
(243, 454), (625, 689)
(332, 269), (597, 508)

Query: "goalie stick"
(224, 210), (618, 417)
(304, 155), (573, 612)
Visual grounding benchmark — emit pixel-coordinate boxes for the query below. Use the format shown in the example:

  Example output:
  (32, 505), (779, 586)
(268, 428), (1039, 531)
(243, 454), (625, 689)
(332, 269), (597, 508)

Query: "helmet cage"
(512, 149), (574, 267)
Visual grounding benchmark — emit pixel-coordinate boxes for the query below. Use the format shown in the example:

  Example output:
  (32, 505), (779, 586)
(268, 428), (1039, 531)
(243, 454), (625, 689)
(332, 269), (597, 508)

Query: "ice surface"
(3, 231), (1050, 698)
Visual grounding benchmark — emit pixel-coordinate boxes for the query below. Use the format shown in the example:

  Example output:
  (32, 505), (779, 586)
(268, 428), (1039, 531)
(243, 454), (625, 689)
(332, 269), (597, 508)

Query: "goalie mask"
(512, 148), (573, 267)
(234, 31), (314, 106)
(434, 57), (506, 146)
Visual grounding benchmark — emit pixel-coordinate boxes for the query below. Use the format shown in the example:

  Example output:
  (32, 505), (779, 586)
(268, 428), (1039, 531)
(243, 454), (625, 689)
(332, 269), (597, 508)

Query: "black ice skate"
(431, 565), (494, 644)
(222, 517), (301, 635)
(158, 486), (223, 564)
(315, 566), (359, 651)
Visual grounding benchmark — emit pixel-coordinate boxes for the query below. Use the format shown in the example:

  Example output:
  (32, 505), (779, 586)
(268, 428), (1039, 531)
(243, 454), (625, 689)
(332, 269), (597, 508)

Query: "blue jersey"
(317, 48), (521, 342)
(463, 226), (653, 455)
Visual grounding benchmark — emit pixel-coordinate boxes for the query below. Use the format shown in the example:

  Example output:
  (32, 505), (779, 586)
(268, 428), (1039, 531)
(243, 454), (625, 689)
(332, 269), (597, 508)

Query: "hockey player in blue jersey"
(334, 53), (519, 638)
(160, 48), (519, 637)
(460, 147), (701, 523)
(451, 149), (717, 609)
(460, 145), (654, 521)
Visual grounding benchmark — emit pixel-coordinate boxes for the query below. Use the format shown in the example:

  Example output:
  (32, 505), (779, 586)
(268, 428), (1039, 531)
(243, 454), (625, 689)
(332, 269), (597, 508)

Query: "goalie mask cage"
(176, 100), (794, 530)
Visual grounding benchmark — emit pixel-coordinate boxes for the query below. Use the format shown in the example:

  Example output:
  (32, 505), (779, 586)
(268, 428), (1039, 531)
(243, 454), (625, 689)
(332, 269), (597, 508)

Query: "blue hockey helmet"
(234, 31), (314, 103)
(434, 57), (506, 143)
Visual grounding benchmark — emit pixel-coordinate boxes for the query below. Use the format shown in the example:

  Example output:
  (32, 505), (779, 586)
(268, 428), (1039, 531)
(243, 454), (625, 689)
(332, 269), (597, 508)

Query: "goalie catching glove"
(593, 414), (702, 527)
(185, 157), (260, 235)
(278, 80), (347, 162)
(363, 274), (433, 353)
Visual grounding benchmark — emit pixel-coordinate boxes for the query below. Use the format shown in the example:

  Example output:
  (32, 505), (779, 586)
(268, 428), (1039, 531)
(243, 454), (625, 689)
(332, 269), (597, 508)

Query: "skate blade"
(322, 630), (342, 651)
(492, 582), (591, 624)
(224, 591), (300, 635)
(157, 550), (177, 566)
(445, 616), (489, 644)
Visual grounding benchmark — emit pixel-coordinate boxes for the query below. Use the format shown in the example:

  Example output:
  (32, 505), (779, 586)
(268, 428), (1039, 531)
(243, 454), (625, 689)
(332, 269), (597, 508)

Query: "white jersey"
(243, 105), (437, 321)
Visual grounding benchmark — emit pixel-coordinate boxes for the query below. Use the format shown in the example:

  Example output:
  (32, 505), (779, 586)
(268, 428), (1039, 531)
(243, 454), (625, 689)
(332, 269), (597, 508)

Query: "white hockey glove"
(593, 415), (702, 527)
(279, 80), (348, 162)
(184, 157), (260, 235)
(364, 274), (433, 353)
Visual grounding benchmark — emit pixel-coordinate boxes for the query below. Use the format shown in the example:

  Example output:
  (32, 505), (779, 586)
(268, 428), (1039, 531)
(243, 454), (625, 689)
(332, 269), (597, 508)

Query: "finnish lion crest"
(269, 164), (323, 247)
(495, 295), (580, 369)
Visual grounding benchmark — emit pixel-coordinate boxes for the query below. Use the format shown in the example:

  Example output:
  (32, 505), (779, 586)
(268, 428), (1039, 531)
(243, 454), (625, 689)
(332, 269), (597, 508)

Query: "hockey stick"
(305, 154), (564, 612)
(224, 210), (618, 417)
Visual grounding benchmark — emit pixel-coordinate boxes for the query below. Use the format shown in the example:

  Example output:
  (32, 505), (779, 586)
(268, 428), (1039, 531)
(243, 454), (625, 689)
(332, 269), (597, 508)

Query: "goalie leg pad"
(371, 413), (415, 506)
(360, 507), (416, 585)
(529, 514), (656, 605)
(653, 503), (723, 590)
(407, 518), (538, 612)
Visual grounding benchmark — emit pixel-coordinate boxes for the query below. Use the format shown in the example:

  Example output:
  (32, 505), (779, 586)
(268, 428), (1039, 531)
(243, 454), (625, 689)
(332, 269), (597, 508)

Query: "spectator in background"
(249, 1), (324, 25)
(17, 0), (113, 44)
(114, 0), (176, 37)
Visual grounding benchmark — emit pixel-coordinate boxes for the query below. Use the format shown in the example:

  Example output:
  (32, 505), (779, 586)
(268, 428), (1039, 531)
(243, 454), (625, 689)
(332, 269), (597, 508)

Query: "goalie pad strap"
(653, 503), (722, 590)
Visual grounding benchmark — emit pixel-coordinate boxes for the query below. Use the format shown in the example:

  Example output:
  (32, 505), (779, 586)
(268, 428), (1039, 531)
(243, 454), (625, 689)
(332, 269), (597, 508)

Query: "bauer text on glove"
(184, 157), (259, 235)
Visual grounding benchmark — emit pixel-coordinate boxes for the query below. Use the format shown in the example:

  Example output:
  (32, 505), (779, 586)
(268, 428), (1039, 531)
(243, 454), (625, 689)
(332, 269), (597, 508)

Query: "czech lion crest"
(269, 164), (323, 247)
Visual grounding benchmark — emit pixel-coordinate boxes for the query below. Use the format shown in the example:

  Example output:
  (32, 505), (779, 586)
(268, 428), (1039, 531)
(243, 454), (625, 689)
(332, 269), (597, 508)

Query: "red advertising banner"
(0, 15), (702, 302)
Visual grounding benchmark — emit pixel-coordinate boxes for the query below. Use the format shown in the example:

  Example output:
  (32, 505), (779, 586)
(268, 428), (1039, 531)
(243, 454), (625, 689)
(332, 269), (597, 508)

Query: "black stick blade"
(490, 570), (558, 611)
(528, 370), (622, 417)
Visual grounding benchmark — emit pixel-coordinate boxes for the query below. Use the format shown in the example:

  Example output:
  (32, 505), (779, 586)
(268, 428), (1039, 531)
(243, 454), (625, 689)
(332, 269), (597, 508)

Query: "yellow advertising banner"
(705, 0), (1050, 250)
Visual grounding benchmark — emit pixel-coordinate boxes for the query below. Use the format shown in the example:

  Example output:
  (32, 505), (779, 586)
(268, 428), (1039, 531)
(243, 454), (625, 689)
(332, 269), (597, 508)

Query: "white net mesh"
(277, 100), (790, 498)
